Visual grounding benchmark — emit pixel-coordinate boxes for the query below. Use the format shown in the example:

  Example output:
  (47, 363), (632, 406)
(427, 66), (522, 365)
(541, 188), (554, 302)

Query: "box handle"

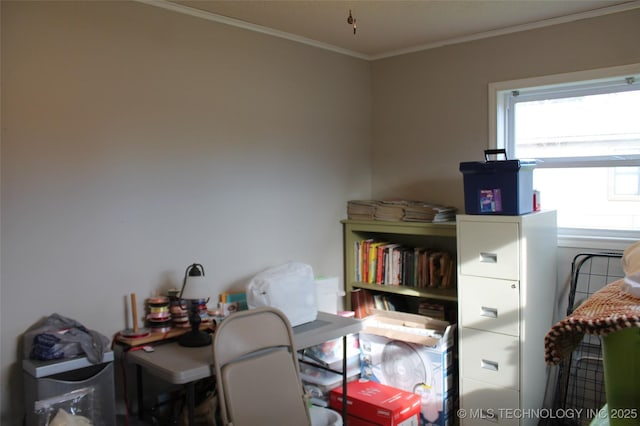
(484, 149), (507, 161)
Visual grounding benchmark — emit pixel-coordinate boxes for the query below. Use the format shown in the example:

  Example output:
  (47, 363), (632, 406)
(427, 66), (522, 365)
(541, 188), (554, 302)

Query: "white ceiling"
(149, 0), (640, 59)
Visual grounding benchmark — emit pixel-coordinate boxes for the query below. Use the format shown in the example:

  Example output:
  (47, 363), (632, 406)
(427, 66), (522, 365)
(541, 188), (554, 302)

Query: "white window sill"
(558, 232), (637, 251)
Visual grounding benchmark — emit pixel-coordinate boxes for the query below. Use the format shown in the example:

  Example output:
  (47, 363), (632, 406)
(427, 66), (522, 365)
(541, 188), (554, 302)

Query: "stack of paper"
(347, 200), (378, 220)
(403, 202), (457, 223)
(374, 201), (406, 221)
(347, 200), (457, 223)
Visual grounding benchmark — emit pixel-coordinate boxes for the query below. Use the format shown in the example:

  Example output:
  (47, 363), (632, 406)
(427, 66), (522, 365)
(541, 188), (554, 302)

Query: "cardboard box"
(329, 379), (421, 426)
(459, 158), (536, 215)
(358, 310), (456, 426)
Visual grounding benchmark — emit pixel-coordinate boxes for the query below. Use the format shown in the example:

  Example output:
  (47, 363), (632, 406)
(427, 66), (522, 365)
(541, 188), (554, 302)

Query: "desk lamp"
(178, 263), (212, 347)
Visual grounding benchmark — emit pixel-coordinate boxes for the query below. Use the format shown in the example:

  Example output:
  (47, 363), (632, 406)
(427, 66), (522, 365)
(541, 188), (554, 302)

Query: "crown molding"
(134, 0), (369, 60)
(372, 1), (640, 60)
(136, 0), (640, 61)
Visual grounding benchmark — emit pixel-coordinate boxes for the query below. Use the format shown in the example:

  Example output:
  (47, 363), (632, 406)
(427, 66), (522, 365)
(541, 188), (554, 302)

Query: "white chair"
(214, 307), (335, 426)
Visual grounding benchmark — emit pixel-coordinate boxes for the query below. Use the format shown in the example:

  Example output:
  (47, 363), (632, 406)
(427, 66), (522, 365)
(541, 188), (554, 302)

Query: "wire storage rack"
(553, 252), (624, 425)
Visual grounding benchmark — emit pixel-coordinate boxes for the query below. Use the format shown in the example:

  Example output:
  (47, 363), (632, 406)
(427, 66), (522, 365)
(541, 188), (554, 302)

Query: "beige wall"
(370, 9), (640, 207)
(2, 1), (639, 423)
(1, 1), (371, 422)
(370, 10), (639, 408)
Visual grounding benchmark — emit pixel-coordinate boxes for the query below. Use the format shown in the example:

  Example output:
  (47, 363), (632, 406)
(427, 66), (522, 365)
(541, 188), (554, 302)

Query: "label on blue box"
(479, 189), (502, 213)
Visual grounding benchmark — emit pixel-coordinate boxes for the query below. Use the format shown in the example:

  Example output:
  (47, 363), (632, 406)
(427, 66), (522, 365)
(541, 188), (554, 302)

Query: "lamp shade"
(181, 275), (208, 300)
(179, 263), (209, 300)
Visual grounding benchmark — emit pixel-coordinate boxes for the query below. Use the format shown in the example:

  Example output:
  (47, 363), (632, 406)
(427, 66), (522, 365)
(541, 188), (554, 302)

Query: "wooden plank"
(115, 324), (214, 347)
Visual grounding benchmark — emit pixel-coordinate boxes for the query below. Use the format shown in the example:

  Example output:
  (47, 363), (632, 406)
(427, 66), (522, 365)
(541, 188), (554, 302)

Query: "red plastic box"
(330, 379), (421, 426)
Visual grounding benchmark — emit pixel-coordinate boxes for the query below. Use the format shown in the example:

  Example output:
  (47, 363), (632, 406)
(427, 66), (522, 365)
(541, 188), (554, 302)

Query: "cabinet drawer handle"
(481, 359), (499, 371)
(481, 409), (498, 423)
(480, 252), (498, 263)
(480, 306), (498, 318)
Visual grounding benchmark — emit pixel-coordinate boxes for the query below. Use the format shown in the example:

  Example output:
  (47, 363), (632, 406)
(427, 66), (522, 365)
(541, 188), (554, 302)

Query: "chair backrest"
(213, 307), (312, 426)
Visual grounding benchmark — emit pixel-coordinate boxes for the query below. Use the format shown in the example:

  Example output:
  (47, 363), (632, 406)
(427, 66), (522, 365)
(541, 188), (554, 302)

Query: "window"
(610, 167), (640, 200)
(489, 64), (640, 236)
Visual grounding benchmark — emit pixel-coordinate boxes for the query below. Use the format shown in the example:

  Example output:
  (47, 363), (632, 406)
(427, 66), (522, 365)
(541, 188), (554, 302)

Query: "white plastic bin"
(23, 352), (116, 426)
(315, 277), (345, 314)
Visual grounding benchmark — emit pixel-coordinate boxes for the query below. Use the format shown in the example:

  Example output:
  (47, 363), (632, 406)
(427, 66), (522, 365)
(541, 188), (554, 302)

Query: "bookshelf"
(342, 220), (458, 315)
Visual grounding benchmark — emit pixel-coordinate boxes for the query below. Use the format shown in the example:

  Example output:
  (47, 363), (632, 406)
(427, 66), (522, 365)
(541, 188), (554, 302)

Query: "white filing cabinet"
(456, 211), (557, 425)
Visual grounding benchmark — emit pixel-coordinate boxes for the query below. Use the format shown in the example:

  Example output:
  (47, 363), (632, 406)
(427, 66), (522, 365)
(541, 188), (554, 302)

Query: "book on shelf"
(355, 239), (373, 282)
(431, 251), (455, 288)
(401, 248), (414, 287)
(390, 245), (403, 285)
(372, 294), (396, 312)
(375, 243), (390, 284)
(429, 252), (443, 288)
(368, 241), (387, 284)
(352, 288), (396, 317)
(418, 301), (446, 320)
(381, 243), (401, 285)
(354, 239), (454, 289)
(351, 288), (376, 319)
(414, 247), (432, 289)
(353, 288), (449, 321)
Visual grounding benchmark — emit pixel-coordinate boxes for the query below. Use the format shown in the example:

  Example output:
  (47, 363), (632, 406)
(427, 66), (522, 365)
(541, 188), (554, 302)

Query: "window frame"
(609, 167), (640, 201)
(505, 79), (640, 168)
(488, 63), (640, 247)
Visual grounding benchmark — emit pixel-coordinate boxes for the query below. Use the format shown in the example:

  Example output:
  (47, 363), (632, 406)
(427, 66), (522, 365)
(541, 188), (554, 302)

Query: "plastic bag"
(23, 313), (110, 363)
(34, 387), (95, 426)
(246, 262), (318, 326)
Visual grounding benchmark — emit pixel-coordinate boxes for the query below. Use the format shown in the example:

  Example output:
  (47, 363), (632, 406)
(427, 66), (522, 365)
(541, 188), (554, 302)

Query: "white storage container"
(23, 352), (116, 426)
(314, 277), (345, 314)
(301, 363), (358, 406)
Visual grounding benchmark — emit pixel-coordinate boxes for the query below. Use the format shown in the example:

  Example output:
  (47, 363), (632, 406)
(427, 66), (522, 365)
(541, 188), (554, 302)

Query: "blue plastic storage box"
(459, 152), (536, 215)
